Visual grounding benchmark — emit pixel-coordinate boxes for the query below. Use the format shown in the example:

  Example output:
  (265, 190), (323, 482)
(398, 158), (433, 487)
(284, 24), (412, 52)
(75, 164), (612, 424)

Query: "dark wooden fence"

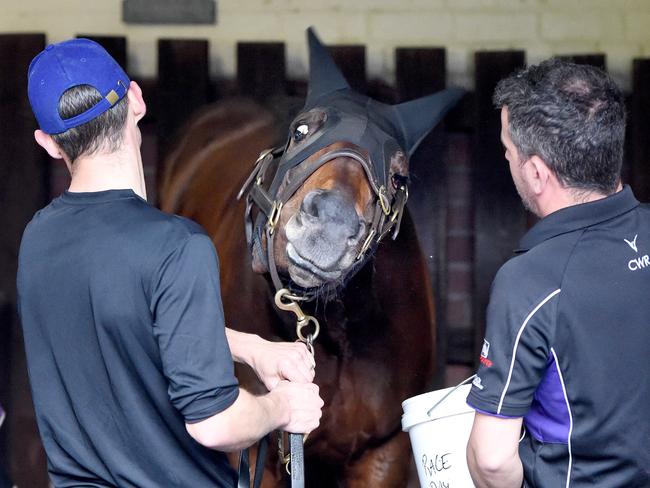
(2, 33), (649, 487)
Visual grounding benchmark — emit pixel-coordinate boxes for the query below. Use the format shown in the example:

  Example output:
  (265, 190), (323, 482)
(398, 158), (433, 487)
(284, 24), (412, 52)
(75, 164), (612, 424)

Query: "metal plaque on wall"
(123, 0), (216, 24)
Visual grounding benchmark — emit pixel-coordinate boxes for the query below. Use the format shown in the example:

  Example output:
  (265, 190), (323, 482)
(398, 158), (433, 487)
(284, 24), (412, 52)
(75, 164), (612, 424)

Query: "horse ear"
(305, 27), (350, 106)
(392, 88), (465, 156)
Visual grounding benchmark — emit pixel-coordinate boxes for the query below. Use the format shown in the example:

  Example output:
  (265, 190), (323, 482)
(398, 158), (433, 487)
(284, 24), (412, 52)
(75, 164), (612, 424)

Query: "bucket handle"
(426, 374), (477, 417)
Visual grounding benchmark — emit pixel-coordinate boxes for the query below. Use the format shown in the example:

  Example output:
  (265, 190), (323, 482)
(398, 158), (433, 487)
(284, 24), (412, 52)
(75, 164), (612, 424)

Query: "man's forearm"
(467, 440), (523, 488)
(186, 381), (322, 453)
(225, 327), (315, 389)
(225, 327), (261, 365)
(466, 413), (524, 488)
(186, 388), (283, 452)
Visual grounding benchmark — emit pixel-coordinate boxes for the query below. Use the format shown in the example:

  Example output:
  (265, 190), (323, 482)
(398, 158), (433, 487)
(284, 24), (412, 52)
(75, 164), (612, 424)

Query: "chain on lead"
(274, 289), (321, 343)
(274, 289), (319, 476)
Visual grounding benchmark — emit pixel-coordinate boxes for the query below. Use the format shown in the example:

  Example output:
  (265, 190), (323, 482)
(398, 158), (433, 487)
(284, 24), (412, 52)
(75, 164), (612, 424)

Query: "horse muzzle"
(285, 188), (365, 288)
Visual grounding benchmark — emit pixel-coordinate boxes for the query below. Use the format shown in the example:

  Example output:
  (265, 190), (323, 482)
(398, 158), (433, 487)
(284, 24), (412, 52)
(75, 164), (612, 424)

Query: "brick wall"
(3, 0), (650, 90)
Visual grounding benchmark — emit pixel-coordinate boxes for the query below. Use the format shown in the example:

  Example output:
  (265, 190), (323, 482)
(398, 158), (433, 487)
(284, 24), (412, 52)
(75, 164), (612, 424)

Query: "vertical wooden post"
(473, 51), (526, 361)
(157, 38), (210, 191)
(394, 47), (450, 387)
(631, 59), (650, 202)
(237, 42), (286, 102)
(0, 33), (50, 488)
(556, 53), (606, 69)
(329, 45), (367, 95)
(76, 35), (127, 69)
(395, 48), (446, 101)
(0, 295), (11, 483)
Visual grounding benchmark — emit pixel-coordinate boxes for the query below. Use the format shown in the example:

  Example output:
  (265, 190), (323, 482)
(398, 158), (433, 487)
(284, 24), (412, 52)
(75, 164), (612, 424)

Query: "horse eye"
(293, 124), (309, 143)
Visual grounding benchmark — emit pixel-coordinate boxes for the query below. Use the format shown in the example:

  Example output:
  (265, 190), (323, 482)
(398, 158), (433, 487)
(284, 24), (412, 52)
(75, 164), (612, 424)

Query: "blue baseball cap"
(27, 38), (130, 134)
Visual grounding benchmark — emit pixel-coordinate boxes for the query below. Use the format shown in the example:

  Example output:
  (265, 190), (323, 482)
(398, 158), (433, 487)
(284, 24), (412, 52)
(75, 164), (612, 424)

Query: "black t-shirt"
(467, 186), (650, 487)
(17, 189), (239, 487)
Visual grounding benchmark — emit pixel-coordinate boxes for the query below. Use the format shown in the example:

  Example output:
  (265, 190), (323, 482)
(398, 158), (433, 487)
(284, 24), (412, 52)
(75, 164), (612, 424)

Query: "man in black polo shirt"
(18, 39), (323, 487)
(466, 60), (650, 487)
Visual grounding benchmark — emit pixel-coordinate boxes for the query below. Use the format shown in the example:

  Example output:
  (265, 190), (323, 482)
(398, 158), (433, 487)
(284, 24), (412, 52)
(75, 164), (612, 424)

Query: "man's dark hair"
(493, 59), (626, 195)
(51, 85), (128, 163)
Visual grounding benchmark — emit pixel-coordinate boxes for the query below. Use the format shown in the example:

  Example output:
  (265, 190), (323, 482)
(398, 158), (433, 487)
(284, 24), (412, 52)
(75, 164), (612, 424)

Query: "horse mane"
(160, 98), (281, 218)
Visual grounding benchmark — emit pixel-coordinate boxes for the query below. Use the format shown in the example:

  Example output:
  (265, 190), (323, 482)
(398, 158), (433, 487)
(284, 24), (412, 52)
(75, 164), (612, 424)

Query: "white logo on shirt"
(481, 339), (490, 358)
(472, 376), (484, 390)
(624, 234), (638, 252)
(623, 235), (650, 271)
(629, 255), (650, 271)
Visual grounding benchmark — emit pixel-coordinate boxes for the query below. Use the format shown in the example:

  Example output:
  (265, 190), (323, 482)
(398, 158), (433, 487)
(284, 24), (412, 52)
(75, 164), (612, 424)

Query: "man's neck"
(67, 138), (147, 200)
(536, 183), (621, 218)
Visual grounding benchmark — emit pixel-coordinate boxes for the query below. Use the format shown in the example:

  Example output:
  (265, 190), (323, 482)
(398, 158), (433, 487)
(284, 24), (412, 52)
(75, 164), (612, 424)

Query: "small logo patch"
(472, 376), (484, 390)
(480, 356), (493, 368)
(481, 339), (490, 358)
(624, 234), (639, 253)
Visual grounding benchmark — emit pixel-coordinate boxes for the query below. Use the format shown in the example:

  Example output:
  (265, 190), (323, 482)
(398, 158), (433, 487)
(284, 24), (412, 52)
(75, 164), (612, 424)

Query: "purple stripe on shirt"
(465, 402), (522, 419)
(524, 355), (570, 443)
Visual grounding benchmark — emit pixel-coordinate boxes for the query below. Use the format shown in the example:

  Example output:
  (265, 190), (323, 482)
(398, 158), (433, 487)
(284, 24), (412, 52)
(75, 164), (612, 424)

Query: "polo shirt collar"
(517, 185), (639, 252)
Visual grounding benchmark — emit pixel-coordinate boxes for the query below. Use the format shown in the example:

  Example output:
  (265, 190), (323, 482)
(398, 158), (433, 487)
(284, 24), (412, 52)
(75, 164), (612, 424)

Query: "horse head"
(240, 28), (462, 294)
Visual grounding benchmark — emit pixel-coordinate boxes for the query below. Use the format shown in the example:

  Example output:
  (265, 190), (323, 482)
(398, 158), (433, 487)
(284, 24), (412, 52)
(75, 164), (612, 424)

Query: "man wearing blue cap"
(18, 38), (323, 487)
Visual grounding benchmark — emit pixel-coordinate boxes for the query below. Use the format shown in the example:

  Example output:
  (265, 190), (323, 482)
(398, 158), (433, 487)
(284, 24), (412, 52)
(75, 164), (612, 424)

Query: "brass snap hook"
(275, 289), (307, 321)
(275, 289), (321, 342)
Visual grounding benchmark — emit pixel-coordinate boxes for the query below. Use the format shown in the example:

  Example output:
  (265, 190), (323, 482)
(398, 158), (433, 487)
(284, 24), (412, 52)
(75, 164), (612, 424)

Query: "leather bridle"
(237, 141), (409, 301)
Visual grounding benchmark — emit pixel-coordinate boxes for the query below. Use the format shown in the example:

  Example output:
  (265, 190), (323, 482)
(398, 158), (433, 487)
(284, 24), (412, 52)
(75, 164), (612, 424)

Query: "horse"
(159, 29), (461, 487)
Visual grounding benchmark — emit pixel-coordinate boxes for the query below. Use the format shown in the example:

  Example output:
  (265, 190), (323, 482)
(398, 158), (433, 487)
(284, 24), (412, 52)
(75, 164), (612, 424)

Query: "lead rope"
(274, 289), (320, 488)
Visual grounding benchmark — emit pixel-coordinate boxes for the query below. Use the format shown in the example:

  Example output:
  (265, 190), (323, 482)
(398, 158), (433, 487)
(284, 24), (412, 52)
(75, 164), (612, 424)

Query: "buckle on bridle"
(268, 201), (283, 234)
(356, 228), (376, 260)
(378, 185), (391, 215)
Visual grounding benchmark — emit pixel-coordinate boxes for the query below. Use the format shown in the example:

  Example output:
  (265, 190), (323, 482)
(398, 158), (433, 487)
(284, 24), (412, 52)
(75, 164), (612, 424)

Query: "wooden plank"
(329, 45), (367, 95)
(630, 59), (650, 202)
(395, 47), (446, 101)
(556, 53), (606, 70)
(237, 42), (286, 102)
(76, 35), (127, 70)
(393, 47), (450, 385)
(156, 39), (209, 186)
(473, 51), (526, 363)
(0, 296), (11, 475)
(0, 32), (49, 488)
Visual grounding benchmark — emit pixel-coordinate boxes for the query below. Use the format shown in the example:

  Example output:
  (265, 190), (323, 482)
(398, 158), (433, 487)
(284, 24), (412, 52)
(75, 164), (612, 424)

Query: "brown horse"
(160, 29), (461, 487)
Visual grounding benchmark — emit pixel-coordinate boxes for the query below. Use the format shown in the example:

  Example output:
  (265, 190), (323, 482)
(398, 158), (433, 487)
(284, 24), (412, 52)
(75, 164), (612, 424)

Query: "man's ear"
(127, 81), (147, 123)
(34, 130), (65, 160)
(524, 155), (551, 195)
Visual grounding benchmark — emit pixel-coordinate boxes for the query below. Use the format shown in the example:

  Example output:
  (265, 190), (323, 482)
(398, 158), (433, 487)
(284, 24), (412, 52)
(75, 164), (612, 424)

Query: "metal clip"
(277, 430), (310, 476)
(356, 228), (376, 260)
(255, 148), (274, 186)
(378, 186), (391, 216)
(268, 201), (283, 234)
(278, 433), (291, 471)
(390, 185), (409, 222)
(275, 289), (320, 342)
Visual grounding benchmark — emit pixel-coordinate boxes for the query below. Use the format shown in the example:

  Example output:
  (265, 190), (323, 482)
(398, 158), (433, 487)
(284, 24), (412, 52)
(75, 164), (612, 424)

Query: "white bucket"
(402, 383), (476, 488)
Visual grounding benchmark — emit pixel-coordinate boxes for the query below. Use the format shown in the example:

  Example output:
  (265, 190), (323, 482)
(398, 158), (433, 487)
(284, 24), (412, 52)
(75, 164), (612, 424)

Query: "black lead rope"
(238, 434), (270, 488)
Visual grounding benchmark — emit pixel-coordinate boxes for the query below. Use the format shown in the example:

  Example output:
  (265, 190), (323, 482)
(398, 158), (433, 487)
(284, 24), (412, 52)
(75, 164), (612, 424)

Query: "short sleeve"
(467, 263), (560, 417)
(151, 232), (239, 423)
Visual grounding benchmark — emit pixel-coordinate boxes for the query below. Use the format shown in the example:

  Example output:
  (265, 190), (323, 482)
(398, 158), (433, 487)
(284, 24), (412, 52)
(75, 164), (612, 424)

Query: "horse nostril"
(301, 189), (359, 232)
(301, 190), (323, 218)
